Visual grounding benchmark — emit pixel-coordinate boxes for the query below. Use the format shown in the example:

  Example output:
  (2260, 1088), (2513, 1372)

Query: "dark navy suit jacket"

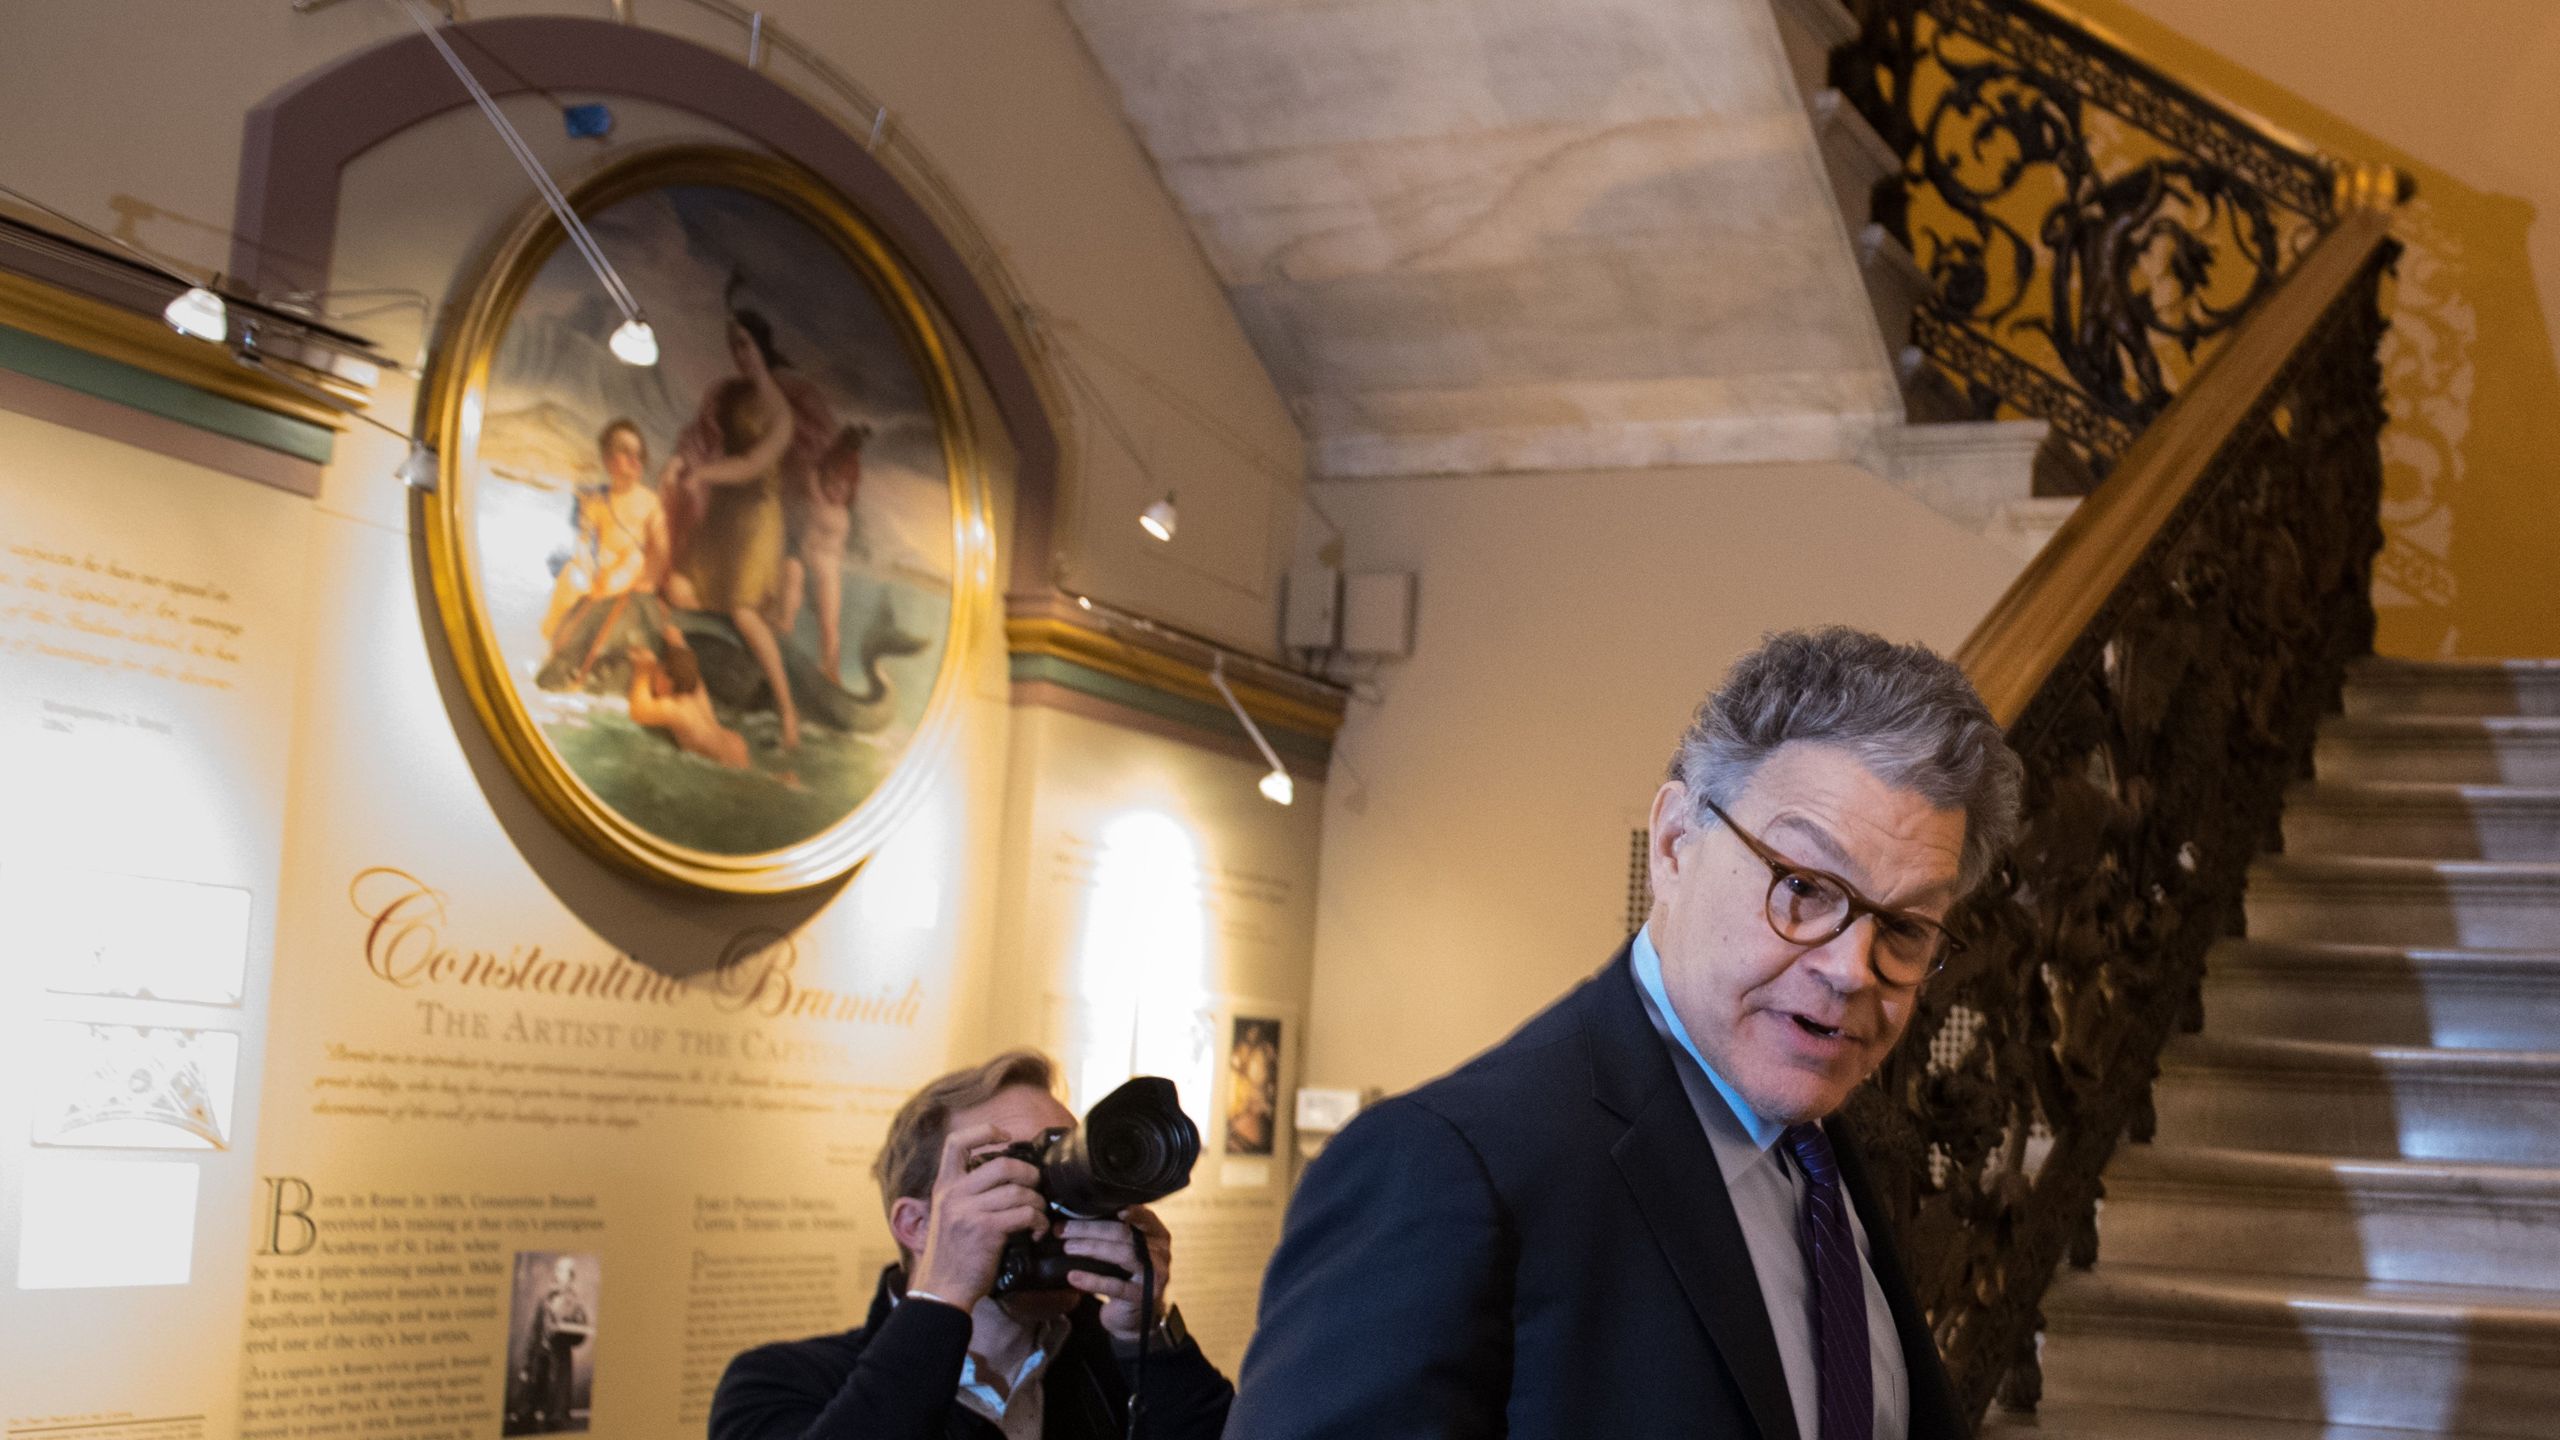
(1225, 948), (1968, 1439)
(711, 1265), (1231, 1440)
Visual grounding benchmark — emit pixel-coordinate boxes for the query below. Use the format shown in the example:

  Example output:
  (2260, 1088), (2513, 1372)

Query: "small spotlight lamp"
(394, 441), (440, 491)
(403, 0), (656, 366)
(1207, 656), (1294, 807)
(162, 286), (229, 343)
(607, 318), (660, 367)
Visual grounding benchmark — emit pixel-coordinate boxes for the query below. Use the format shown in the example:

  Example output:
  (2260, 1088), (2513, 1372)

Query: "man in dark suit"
(711, 1050), (1233, 1440)
(1228, 628), (2021, 1440)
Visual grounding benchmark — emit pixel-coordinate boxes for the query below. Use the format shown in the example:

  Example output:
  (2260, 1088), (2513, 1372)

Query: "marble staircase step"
(2203, 939), (2560, 1049)
(2283, 782), (2560, 861)
(1877, 417), (2050, 535)
(2245, 855), (2560, 950)
(2098, 1144), (2560, 1291)
(1857, 222), (1931, 393)
(2344, 658), (2560, 719)
(2316, 716), (2560, 786)
(1773, 0), (1860, 105)
(1986, 496), (2081, 561)
(1984, 1398), (2507, 1439)
(2039, 1265), (2560, 1438)
(2152, 1034), (2560, 1163)
(1812, 89), (1900, 241)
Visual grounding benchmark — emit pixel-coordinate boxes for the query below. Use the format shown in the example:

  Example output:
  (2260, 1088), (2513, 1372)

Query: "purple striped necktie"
(1784, 1122), (1872, 1440)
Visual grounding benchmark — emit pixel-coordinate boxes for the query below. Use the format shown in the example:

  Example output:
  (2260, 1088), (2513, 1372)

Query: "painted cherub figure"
(625, 626), (749, 770)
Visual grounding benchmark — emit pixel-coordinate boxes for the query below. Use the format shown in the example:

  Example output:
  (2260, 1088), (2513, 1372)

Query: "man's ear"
(888, 1195), (929, 1259)
(1648, 781), (1701, 893)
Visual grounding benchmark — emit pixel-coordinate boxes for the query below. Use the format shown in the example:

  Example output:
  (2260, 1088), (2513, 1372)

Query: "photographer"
(709, 1050), (1233, 1440)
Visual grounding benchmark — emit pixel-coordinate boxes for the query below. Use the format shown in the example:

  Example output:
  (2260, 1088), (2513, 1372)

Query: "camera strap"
(1126, 1219), (1153, 1440)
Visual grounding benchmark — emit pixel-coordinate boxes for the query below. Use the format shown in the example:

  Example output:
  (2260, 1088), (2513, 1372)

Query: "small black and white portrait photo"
(502, 1250), (600, 1435)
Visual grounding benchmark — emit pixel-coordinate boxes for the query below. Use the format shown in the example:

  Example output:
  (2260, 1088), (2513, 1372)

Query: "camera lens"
(1040, 1077), (1199, 1217)
(1093, 1121), (1170, 1184)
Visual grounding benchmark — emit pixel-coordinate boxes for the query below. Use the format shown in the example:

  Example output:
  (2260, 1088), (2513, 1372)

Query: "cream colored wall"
(1300, 460), (2023, 1097)
(2064, 0), (2560, 660)
(0, 0), (1303, 655)
(0, 4), (1321, 1399)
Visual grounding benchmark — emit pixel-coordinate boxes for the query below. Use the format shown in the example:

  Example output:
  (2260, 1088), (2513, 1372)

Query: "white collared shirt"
(894, 1283), (1068, 1440)
(953, 1314), (1070, 1440)
(1634, 926), (1910, 1440)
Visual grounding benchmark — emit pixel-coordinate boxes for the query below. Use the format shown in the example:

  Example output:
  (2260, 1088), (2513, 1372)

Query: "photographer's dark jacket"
(708, 1266), (1232, 1440)
(1225, 946), (1970, 1440)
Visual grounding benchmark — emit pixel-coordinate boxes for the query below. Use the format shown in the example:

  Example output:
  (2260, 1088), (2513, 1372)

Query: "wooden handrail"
(1955, 185), (2404, 726)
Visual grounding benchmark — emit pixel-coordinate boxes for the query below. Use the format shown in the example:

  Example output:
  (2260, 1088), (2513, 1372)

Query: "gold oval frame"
(420, 145), (992, 894)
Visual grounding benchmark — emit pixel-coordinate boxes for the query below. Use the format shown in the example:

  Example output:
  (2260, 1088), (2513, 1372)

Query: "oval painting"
(425, 148), (985, 892)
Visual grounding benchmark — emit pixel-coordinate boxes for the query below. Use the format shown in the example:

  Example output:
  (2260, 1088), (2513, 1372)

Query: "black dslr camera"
(980, 1076), (1201, 1297)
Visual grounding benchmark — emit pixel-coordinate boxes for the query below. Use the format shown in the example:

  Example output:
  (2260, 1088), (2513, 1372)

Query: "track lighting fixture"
(161, 286), (228, 343)
(394, 440), (440, 491)
(0, 181), (242, 350)
(400, 0), (657, 366)
(1139, 492), (1178, 542)
(607, 318), (660, 367)
(1207, 656), (1294, 807)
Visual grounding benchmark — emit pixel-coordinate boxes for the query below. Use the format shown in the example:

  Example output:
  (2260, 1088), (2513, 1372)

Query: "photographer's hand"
(905, 1123), (1046, 1314)
(1060, 1205), (1173, 1342)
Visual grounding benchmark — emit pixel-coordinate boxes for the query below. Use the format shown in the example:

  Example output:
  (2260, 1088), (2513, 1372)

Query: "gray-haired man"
(1229, 627), (2022, 1440)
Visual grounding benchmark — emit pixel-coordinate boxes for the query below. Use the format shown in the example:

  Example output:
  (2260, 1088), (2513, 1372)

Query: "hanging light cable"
(395, 0), (657, 366)
(1207, 655), (1295, 806)
(232, 347), (438, 488)
(0, 180), (231, 342)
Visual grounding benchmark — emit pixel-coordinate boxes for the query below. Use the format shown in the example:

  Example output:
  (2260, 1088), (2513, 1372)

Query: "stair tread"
(2110, 1142), (2560, 1199)
(2350, 657), (2560, 679)
(2048, 1263), (2560, 1337)
(2211, 937), (2560, 972)
(2163, 1032), (2560, 1076)
(2049, 659), (2560, 1433)
(2288, 780), (2560, 807)
(2254, 854), (2560, 879)
(2323, 715), (2560, 738)
(1985, 1398), (2507, 1439)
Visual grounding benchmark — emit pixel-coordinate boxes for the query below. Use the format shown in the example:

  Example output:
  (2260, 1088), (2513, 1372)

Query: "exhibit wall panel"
(227, 499), (1015, 1440)
(989, 702), (1323, 1374)
(225, 88), (1039, 1429)
(0, 408), (313, 1440)
(0, 11), (1329, 1435)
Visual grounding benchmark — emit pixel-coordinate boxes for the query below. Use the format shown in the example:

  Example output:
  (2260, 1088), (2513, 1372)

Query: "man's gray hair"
(1669, 627), (2025, 894)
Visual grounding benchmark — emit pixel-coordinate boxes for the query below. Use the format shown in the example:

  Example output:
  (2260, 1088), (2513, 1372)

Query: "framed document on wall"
(420, 146), (990, 893)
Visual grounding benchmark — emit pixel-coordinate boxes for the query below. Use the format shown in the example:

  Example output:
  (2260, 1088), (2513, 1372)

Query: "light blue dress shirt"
(1632, 925), (1910, 1440)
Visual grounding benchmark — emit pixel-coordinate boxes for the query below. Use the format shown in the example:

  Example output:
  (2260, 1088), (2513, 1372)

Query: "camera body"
(981, 1076), (1200, 1298)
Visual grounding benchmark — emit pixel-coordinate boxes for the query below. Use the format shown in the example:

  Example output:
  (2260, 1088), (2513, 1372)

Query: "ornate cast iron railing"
(1830, 0), (2399, 482)
(1839, 196), (2403, 1419)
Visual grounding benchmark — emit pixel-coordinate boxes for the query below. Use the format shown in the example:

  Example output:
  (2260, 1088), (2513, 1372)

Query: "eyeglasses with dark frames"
(1701, 798), (1959, 987)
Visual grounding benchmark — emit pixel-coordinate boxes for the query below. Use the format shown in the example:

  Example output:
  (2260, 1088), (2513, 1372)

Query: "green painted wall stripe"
(0, 323), (336, 464)
(1010, 652), (1334, 767)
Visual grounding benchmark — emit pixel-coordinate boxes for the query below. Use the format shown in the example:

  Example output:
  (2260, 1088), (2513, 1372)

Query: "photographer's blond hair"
(872, 1049), (1059, 1217)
